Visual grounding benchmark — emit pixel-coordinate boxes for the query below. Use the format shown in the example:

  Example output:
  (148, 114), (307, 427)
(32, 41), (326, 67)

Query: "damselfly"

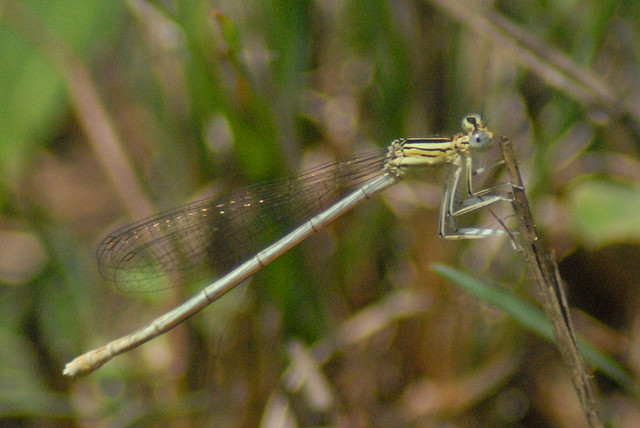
(64, 114), (511, 376)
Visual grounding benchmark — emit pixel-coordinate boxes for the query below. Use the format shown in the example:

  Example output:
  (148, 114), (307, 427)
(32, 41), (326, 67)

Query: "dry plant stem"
(498, 137), (603, 428)
(1, 0), (154, 220)
(277, 289), (430, 423)
(428, 0), (640, 141)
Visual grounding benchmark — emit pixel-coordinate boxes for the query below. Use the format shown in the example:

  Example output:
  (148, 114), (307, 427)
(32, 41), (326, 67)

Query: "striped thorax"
(386, 114), (493, 175)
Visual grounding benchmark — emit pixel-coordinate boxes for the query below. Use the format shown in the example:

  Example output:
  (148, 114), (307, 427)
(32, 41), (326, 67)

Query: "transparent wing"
(97, 150), (388, 292)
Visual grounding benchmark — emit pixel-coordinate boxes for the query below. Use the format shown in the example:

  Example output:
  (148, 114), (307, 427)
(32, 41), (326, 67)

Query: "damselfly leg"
(439, 139), (514, 239)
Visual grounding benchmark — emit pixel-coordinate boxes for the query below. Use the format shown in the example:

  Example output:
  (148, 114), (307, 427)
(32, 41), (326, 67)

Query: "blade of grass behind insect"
(433, 263), (640, 399)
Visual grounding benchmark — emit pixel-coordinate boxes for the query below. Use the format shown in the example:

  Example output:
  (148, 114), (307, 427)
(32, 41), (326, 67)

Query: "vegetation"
(1, 0), (639, 426)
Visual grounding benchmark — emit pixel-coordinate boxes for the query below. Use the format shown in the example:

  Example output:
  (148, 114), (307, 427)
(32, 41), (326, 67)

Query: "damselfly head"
(462, 114), (483, 133)
(462, 114), (493, 150)
(469, 129), (493, 150)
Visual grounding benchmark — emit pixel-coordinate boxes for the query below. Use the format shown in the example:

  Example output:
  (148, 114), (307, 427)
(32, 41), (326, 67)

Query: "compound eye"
(469, 129), (492, 149)
(462, 114), (483, 133)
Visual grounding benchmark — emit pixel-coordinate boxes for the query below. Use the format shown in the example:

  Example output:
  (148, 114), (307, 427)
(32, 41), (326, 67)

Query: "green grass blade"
(433, 263), (640, 399)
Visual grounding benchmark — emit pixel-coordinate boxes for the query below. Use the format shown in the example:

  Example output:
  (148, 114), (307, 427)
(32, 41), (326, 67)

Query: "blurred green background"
(1, 0), (640, 426)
